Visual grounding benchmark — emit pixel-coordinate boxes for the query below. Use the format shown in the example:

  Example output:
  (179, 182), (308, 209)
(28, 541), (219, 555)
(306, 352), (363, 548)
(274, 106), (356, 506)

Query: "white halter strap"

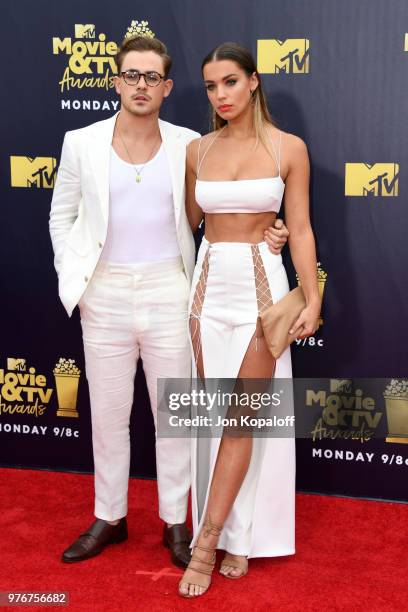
(266, 129), (282, 177)
(196, 126), (226, 178)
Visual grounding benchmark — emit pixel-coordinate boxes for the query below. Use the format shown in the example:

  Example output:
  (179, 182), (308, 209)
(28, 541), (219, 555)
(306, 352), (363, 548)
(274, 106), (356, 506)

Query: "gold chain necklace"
(117, 129), (161, 183)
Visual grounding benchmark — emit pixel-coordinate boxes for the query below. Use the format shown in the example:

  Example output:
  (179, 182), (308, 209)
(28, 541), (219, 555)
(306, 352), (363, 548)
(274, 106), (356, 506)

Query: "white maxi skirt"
(188, 237), (296, 559)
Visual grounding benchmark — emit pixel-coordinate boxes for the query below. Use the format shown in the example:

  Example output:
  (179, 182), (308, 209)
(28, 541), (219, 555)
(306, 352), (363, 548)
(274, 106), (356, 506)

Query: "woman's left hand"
(289, 302), (321, 339)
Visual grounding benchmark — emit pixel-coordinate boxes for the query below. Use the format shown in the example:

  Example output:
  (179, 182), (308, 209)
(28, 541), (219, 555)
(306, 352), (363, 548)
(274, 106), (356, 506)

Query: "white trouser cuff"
(94, 500), (128, 522)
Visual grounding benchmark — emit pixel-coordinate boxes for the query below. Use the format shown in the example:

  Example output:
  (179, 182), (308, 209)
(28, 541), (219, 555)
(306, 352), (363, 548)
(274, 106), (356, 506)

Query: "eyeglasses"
(120, 70), (164, 87)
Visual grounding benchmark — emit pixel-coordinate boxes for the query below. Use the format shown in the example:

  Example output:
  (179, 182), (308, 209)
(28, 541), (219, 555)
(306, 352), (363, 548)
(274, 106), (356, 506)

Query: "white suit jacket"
(49, 112), (200, 316)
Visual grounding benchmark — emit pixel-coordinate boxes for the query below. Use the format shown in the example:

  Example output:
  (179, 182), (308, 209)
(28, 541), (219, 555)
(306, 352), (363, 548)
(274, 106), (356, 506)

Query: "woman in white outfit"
(178, 42), (321, 598)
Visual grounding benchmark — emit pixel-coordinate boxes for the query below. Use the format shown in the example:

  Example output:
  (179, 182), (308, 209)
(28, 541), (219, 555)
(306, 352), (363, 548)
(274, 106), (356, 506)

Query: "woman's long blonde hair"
(201, 42), (277, 157)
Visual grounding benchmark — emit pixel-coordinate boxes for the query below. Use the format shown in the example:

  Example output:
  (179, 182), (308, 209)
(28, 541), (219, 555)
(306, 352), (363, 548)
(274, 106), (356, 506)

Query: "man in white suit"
(49, 35), (288, 568)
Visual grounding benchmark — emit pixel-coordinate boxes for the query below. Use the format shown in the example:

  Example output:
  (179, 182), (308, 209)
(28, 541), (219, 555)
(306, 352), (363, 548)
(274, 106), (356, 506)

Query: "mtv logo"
(345, 163), (399, 197)
(7, 358), (26, 371)
(330, 379), (353, 393)
(75, 24), (95, 38)
(257, 39), (310, 74)
(10, 156), (57, 188)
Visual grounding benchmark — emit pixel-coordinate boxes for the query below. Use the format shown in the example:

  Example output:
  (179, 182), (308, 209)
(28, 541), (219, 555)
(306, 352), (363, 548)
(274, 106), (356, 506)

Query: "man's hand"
(264, 218), (289, 254)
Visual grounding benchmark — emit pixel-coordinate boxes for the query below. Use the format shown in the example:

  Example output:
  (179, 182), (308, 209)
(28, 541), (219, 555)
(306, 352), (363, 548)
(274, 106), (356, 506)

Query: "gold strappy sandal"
(220, 553), (248, 579)
(178, 517), (223, 598)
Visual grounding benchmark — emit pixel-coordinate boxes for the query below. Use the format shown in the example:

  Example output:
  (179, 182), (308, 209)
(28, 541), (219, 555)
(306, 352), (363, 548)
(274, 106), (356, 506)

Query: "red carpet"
(0, 468), (406, 612)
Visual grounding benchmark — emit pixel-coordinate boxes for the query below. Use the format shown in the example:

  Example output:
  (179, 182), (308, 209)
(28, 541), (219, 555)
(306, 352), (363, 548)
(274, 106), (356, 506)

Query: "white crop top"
(195, 127), (285, 214)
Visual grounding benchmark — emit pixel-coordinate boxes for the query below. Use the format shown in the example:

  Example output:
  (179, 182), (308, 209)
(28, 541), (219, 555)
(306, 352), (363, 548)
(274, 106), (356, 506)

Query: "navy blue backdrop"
(1, 0), (407, 501)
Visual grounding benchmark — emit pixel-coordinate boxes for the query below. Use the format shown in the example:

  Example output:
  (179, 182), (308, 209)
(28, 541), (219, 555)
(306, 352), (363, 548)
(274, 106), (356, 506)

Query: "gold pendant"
(136, 175), (141, 183)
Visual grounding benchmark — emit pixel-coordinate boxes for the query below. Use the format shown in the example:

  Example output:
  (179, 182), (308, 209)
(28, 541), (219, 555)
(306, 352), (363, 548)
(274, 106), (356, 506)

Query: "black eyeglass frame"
(120, 70), (165, 87)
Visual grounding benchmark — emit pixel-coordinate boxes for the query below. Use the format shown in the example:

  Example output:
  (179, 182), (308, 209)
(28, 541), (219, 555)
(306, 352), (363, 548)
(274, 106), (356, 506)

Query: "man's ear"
(163, 79), (174, 98)
(113, 75), (121, 96)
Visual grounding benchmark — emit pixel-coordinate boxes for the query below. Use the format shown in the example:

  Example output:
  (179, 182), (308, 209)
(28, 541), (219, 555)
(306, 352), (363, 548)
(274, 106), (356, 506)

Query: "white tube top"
(195, 175), (285, 214)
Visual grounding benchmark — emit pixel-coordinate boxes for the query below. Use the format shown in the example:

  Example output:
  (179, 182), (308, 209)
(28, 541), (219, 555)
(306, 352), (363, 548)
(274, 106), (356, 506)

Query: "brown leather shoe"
(163, 523), (192, 569)
(61, 518), (128, 563)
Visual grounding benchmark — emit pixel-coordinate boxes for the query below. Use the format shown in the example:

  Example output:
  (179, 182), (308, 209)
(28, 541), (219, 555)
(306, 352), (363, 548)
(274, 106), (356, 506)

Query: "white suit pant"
(79, 256), (191, 523)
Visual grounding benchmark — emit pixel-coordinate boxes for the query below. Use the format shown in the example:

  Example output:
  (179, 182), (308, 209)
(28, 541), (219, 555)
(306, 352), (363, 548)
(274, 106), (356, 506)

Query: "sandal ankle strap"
(203, 515), (223, 537)
(194, 544), (216, 554)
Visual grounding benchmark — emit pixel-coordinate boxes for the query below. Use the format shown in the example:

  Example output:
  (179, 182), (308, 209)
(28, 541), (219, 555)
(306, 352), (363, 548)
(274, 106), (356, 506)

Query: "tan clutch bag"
(259, 286), (306, 359)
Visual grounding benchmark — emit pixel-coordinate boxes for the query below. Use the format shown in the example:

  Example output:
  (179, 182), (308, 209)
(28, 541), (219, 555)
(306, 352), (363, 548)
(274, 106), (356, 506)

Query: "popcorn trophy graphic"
(54, 358), (81, 418)
(383, 379), (408, 444)
(124, 20), (155, 40)
(296, 262), (327, 326)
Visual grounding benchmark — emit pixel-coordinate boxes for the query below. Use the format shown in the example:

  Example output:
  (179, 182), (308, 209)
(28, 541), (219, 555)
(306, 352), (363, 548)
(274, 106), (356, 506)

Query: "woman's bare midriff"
(204, 212), (277, 244)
